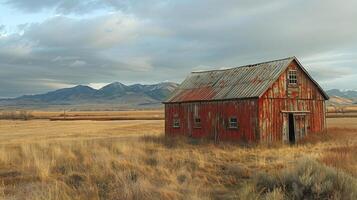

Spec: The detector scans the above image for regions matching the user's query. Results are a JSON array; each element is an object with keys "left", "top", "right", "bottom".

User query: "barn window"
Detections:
[
  {"left": 194, "top": 117, "right": 201, "bottom": 128},
  {"left": 288, "top": 70, "right": 297, "bottom": 85},
  {"left": 173, "top": 118, "right": 180, "bottom": 128},
  {"left": 228, "top": 117, "right": 238, "bottom": 129}
]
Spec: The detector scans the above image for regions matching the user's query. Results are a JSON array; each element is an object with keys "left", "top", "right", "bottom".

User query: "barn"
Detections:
[{"left": 163, "top": 57, "right": 329, "bottom": 143}]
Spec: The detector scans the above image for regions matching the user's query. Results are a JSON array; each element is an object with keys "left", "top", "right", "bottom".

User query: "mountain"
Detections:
[
  {"left": 328, "top": 96, "right": 354, "bottom": 105},
  {"left": 96, "top": 82, "right": 128, "bottom": 98},
  {"left": 326, "top": 89, "right": 357, "bottom": 98},
  {"left": 21, "top": 85, "right": 97, "bottom": 102},
  {"left": 0, "top": 82, "right": 179, "bottom": 110},
  {"left": 2, "top": 85, "right": 355, "bottom": 109},
  {"left": 326, "top": 89, "right": 357, "bottom": 105},
  {"left": 131, "top": 82, "right": 178, "bottom": 100}
]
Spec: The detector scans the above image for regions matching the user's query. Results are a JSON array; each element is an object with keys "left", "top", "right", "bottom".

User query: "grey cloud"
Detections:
[
  {"left": 4, "top": 0, "right": 108, "bottom": 14},
  {"left": 1, "top": 0, "right": 357, "bottom": 97},
  {"left": 24, "top": 14, "right": 141, "bottom": 49},
  {"left": 309, "top": 67, "right": 352, "bottom": 81},
  {"left": 0, "top": 24, "right": 5, "bottom": 36}
]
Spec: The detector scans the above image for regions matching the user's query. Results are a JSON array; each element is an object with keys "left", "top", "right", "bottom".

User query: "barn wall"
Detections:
[
  {"left": 259, "top": 60, "right": 326, "bottom": 142},
  {"left": 165, "top": 99, "right": 259, "bottom": 141},
  {"left": 258, "top": 98, "right": 326, "bottom": 142}
]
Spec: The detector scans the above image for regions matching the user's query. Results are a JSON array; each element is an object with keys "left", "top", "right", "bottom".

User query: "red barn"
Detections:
[{"left": 163, "top": 57, "right": 329, "bottom": 143}]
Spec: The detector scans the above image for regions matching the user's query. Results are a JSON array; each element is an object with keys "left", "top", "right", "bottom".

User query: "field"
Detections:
[
  {"left": 327, "top": 105, "right": 357, "bottom": 118},
  {"left": 0, "top": 112, "right": 356, "bottom": 199},
  {"left": 0, "top": 110, "right": 164, "bottom": 120}
]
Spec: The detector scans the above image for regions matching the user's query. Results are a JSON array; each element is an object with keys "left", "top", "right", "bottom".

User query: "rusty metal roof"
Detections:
[{"left": 165, "top": 57, "right": 329, "bottom": 103}]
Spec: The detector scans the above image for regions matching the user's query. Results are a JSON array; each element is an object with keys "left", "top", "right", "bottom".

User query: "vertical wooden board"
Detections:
[
  {"left": 187, "top": 104, "right": 191, "bottom": 137},
  {"left": 272, "top": 101, "right": 281, "bottom": 141},
  {"left": 258, "top": 98, "right": 263, "bottom": 141},
  {"left": 282, "top": 113, "right": 288, "bottom": 143},
  {"left": 262, "top": 99, "right": 267, "bottom": 142}
]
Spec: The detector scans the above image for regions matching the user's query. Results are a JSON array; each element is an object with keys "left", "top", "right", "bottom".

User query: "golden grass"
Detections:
[
  {"left": 327, "top": 118, "right": 357, "bottom": 129},
  {"left": 327, "top": 105, "right": 357, "bottom": 113},
  {"left": 1, "top": 110, "right": 164, "bottom": 120},
  {"left": 327, "top": 105, "right": 357, "bottom": 118},
  {"left": 0, "top": 115, "right": 356, "bottom": 199},
  {"left": 0, "top": 120, "right": 163, "bottom": 145},
  {"left": 32, "top": 110, "right": 164, "bottom": 120}
]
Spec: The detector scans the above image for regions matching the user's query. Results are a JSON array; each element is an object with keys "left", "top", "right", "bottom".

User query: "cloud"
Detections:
[
  {"left": 4, "top": 0, "right": 107, "bottom": 14},
  {"left": 88, "top": 82, "right": 109, "bottom": 89},
  {"left": 24, "top": 14, "right": 141, "bottom": 49},
  {"left": 69, "top": 60, "right": 87, "bottom": 67},
  {"left": 1, "top": 0, "right": 357, "bottom": 97},
  {"left": 308, "top": 67, "right": 352, "bottom": 81},
  {"left": 35, "top": 79, "right": 76, "bottom": 89},
  {"left": 0, "top": 24, "right": 5, "bottom": 36}
]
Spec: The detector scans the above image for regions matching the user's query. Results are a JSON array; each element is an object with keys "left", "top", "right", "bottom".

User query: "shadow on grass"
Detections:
[{"left": 139, "top": 134, "right": 260, "bottom": 150}]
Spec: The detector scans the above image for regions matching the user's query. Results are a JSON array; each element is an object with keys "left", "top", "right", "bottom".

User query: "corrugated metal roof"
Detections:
[{"left": 165, "top": 57, "right": 328, "bottom": 103}]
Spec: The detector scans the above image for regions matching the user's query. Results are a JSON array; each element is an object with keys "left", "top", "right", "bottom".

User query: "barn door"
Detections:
[
  {"left": 283, "top": 112, "right": 308, "bottom": 143},
  {"left": 288, "top": 113, "right": 296, "bottom": 144},
  {"left": 294, "top": 115, "right": 306, "bottom": 140}
]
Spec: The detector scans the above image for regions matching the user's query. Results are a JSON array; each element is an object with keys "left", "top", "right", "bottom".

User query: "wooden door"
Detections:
[{"left": 294, "top": 115, "right": 306, "bottom": 140}]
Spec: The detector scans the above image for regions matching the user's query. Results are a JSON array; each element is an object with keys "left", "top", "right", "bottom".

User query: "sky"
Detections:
[{"left": 0, "top": 0, "right": 357, "bottom": 98}]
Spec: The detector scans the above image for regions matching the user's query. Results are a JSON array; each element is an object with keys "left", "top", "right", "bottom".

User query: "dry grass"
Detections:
[
  {"left": 1, "top": 110, "right": 164, "bottom": 120},
  {"left": 327, "top": 105, "right": 357, "bottom": 118},
  {"left": 0, "top": 115, "right": 356, "bottom": 199},
  {"left": 238, "top": 158, "right": 357, "bottom": 199},
  {"left": 327, "top": 117, "right": 357, "bottom": 129},
  {"left": 34, "top": 110, "right": 163, "bottom": 120},
  {"left": 327, "top": 105, "right": 357, "bottom": 113},
  {"left": 0, "top": 120, "right": 163, "bottom": 145}
]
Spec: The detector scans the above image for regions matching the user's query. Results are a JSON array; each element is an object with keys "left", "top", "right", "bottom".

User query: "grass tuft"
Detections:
[{"left": 238, "top": 158, "right": 357, "bottom": 200}]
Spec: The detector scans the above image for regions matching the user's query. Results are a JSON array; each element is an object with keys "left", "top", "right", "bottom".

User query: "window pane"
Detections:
[
  {"left": 194, "top": 117, "right": 201, "bottom": 128},
  {"left": 229, "top": 117, "right": 238, "bottom": 129},
  {"left": 173, "top": 118, "right": 180, "bottom": 128},
  {"left": 288, "top": 70, "right": 297, "bottom": 85}
]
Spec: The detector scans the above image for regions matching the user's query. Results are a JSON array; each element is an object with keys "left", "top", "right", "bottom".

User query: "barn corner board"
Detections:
[{"left": 163, "top": 57, "right": 329, "bottom": 143}]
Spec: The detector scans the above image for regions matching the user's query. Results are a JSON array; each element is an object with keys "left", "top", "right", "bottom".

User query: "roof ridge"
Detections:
[{"left": 192, "top": 56, "right": 295, "bottom": 74}]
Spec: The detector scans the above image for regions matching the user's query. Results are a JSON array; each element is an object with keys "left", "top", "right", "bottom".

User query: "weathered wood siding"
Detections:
[
  {"left": 259, "top": 60, "right": 326, "bottom": 142},
  {"left": 165, "top": 99, "right": 259, "bottom": 141}
]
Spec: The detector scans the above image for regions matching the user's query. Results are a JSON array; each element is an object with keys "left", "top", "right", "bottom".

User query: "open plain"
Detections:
[{"left": 0, "top": 111, "right": 356, "bottom": 199}]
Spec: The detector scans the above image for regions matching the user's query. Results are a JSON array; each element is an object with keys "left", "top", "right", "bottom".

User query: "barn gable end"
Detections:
[{"left": 261, "top": 58, "right": 328, "bottom": 100}]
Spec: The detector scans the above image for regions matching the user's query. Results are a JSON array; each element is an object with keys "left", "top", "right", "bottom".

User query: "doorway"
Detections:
[{"left": 288, "top": 113, "right": 295, "bottom": 144}]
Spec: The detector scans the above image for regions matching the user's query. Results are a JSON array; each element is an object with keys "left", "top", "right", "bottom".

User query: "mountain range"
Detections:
[
  {"left": 0, "top": 85, "right": 355, "bottom": 110},
  {"left": 0, "top": 82, "right": 179, "bottom": 110},
  {"left": 326, "top": 89, "right": 357, "bottom": 105}
]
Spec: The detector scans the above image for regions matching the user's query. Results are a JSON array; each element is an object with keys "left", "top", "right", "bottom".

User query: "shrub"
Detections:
[{"left": 238, "top": 159, "right": 357, "bottom": 200}]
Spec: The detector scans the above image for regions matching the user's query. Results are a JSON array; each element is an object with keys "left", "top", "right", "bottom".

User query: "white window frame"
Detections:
[{"left": 288, "top": 70, "right": 298, "bottom": 85}]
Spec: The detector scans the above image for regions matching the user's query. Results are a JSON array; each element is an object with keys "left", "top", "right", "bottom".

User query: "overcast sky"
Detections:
[{"left": 0, "top": 0, "right": 357, "bottom": 97}]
